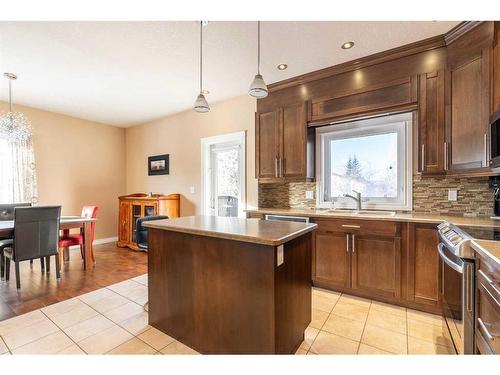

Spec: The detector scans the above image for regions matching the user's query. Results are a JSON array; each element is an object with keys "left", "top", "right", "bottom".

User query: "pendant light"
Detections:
[
  {"left": 0, "top": 73, "right": 32, "bottom": 142},
  {"left": 248, "top": 21, "right": 268, "bottom": 98},
  {"left": 193, "top": 21, "right": 210, "bottom": 113}
]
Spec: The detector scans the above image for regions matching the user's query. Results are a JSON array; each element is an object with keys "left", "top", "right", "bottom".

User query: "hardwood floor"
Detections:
[{"left": 0, "top": 243, "right": 147, "bottom": 321}]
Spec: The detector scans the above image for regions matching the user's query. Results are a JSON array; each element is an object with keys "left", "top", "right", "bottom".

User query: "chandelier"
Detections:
[{"left": 0, "top": 73, "right": 33, "bottom": 142}]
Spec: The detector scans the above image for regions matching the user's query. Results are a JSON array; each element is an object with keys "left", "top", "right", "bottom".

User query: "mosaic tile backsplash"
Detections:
[{"left": 258, "top": 175, "right": 494, "bottom": 217}]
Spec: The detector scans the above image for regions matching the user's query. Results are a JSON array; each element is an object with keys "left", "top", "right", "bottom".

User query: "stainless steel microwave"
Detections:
[{"left": 490, "top": 110, "right": 500, "bottom": 168}]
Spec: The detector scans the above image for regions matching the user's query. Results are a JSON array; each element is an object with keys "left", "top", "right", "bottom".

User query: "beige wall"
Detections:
[
  {"left": 0, "top": 101, "right": 126, "bottom": 239},
  {"left": 125, "top": 95, "right": 258, "bottom": 216}
]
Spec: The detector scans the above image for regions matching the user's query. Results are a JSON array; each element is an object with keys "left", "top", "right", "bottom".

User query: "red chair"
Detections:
[{"left": 58, "top": 206, "right": 99, "bottom": 268}]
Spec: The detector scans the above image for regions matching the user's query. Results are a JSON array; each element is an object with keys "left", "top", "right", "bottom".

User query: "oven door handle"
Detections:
[{"left": 437, "top": 243, "right": 464, "bottom": 274}]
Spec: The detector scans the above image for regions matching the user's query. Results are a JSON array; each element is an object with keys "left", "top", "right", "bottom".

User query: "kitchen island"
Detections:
[{"left": 144, "top": 215, "right": 317, "bottom": 354}]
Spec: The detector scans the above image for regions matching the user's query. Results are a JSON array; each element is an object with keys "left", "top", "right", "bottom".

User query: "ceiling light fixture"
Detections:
[
  {"left": 193, "top": 21, "right": 210, "bottom": 113},
  {"left": 277, "top": 64, "right": 288, "bottom": 71},
  {"left": 248, "top": 21, "right": 268, "bottom": 98},
  {"left": 0, "top": 73, "right": 32, "bottom": 142},
  {"left": 341, "top": 41, "right": 355, "bottom": 50}
]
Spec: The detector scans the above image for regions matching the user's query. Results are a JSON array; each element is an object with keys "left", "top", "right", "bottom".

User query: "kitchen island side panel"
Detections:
[
  {"left": 275, "top": 232, "right": 313, "bottom": 354},
  {"left": 147, "top": 228, "right": 277, "bottom": 354}
]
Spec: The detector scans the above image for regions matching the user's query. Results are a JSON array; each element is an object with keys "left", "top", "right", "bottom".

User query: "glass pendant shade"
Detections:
[
  {"left": 193, "top": 93, "right": 210, "bottom": 113},
  {"left": 0, "top": 73, "right": 33, "bottom": 142},
  {"left": 248, "top": 73, "right": 268, "bottom": 98},
  {"left": 0, "top": 111, "right": 32, "bottom": 142}
]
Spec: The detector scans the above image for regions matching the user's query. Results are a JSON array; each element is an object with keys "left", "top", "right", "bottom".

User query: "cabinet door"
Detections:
[
  {"left": 351, "top": 234, "right": 401, "bottom": 300},
  {"left": 419, "top": 71, "right": 446, "bottom": 174},
  {"left": 118, "top": 201, "right": 130, "bottom": 243},
  {"left": 281, "top": 103, "right": 307, "bottom": 178},
  {"left": 312, "top": 230, "right": 351, "bottom": 290},
  {"left": 447, "top": 50, "right": 491, "bottom": 172},
  {"left": 255, "top": 110, "right": 280, "bottom": 179},
  {"left": 407, "top": 224, "right": 441, "bottom": 309}
]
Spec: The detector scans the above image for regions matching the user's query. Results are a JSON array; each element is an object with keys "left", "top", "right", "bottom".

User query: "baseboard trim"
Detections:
[
  {"left": 93, "top": 236, "right": 118, "bottom": 245},
  {"left": 66, "top": 236, "right": 118, "bottom": 250}
]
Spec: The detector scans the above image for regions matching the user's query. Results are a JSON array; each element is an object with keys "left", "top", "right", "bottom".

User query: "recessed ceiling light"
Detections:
[
  {"left": 277, "top": 63, "right": 288, "bottom": 71},
  {"left": 201, "top": 89, "right": 210, "bottom": 95},
  {"left": 341, "top": 41, "right": 355, "bottom": 50}
]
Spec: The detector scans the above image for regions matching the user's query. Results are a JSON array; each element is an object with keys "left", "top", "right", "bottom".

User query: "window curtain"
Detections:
[{"left": 0, "top": 134, "right": 38, "bottom": 204}]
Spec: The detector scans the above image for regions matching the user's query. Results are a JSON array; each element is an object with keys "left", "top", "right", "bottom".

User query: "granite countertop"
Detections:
[
  {"left": 246, "top": 208, "right": 500, "bottom": 228},
  {"left": 471, "top": 239, "right": 500, "bottom": 266},
  {"left": 143, "top": 215, "right": 317, "bottom": 246}
]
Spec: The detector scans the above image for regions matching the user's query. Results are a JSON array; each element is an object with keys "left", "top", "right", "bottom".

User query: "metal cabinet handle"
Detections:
[
  {"left": 352, "top": 234, "right": 355, "bottom": 253},
  {"left": 275, "top": 157, "right": 279, "bottom": 178},
  {"left": 279, "top": 158, "right": 283, "bottom": 177},
  {"left": 467, "top": 265, "right": 473, "bottom": 312},
  {"left": 444, "top": 142, "right": 448, "bottom": 171},
  {"left": 342, "top": 224, "right": 361, "bottom": 229},
  {"left": 478, "top": 269, "right": 500, "bottom": 302},
  {"left": 421, "top": 144, "right": 425, "bottom": 172},
  {"left": 346, "top": 234, "right": 349, "bottom": 253},
  {"left": 484, "top": 133, "right": 488, "bottom": 167},
  {"left": 478, "top": 318, "right": 497, "bottom": 341}
]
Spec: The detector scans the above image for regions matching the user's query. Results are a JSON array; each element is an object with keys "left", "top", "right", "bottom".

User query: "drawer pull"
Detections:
[
  {"left": 478, "top": 270, "right": 500, "bottom": 303},
  {"left": 341, "top": 224, "right": 361, "bottom": 229},
  {"left": 478, "top": 318, "right": 498, "bottom": 341},
  {"left": 480, "top": 282, "right": 500, "bottom": 308},
  {"left": 346, "top": 234, "right": 349, "bottom": 253}
]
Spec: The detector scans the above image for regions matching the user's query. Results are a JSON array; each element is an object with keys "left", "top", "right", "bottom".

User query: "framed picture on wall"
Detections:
[{"left": 148, "top": 154, "right": 169, "bottom": 176}]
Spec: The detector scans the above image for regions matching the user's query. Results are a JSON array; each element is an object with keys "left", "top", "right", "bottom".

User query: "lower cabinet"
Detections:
[
  {"left": 406, "top": 223, "right": 442, "bottom": 313},
  {"left": 351, "top": 233, "right": 402, "bottom": 300},
  {"left": 313, "top": 229, "right": 350, "bottom": 290},
  {"left": 312, "top": 218, "right": 402, "bottom": 304},
  {"left": 312, "top": 218, "right": 441, "bottom": 313}
]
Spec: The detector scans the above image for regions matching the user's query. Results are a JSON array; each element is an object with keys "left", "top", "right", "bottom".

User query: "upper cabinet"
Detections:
[
  {"left": 311, "top": 77, "right": 418, "bottom": 124},
  {"left": 418, "top": 70, "right": 446, "bottom": 175},
  {"left": 445, "top": 22, "right": 496, "bottom": 174},
  {"left": 255, "top": 102, "right": 314, "bottom": 182}
]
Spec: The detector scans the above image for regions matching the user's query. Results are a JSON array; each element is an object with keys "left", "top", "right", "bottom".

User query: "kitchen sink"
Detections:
[{"left": 325, "top": 209, "right": 396, "bottom": 216}]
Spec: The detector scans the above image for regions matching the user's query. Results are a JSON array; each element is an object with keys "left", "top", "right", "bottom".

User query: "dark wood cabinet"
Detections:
[
  {"left": 406, "top": 224, "right": 442, "bottom": 313},
  {"left": 418, "top": 70, "right": 446, "bottom": 174},
  {"left": 255, "top": 102, "right": 313, "bottom": 182},
  {"left": 445, "top": 22, "right": 495, "bottom": 173},
  {"left": 313, "top": 228, "right": 350, "bottom": 290},
  {"left": 255, "top": 110, "right": 280, "bottom": 179},
  {"left": 351, "top": 233, "right": 401, "bottom": 299},
  {"left": 312, "top": 218, "right": 402, "bottom": 304}
]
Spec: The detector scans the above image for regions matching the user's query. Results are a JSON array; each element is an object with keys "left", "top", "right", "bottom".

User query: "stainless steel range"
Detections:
[{"left": 437, "top": 222, "right": 476, "bottom": 354}]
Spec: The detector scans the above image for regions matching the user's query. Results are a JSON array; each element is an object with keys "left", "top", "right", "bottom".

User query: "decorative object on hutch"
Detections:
[
  {"left": 148, "top": 154, "right": 169, "bottom": 176},
  {"left": 117, "top": 193, "right": 180, "bottom": 251}
]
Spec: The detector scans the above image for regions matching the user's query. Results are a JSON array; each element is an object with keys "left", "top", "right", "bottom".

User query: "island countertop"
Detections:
[{"left": 143, "top": 215, "right": 317, "bottom": 246}]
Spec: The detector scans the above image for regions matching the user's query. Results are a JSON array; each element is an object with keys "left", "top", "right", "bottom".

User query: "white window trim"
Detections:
[
  {"left": 315, "top": 113, "right": 413, "bottom": 211},
  {"left": 200, "top": 131, "right": 246, "bottom": 218}
]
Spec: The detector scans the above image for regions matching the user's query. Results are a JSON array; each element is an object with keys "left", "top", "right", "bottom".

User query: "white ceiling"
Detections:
[{"left": 0, "top": 21, "right": 460, "bottom": 127}]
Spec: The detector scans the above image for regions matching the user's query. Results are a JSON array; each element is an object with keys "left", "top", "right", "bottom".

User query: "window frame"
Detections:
[{"left": 316, "top": 112, "right": 413, "bottom": 211}]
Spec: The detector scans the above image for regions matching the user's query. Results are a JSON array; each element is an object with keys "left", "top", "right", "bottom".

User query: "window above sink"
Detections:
[{"left": 316, "top": 112, "right": 413, "bottom": 211}]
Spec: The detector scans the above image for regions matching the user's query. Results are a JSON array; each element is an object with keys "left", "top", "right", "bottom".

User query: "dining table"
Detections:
[{"left": 0, "top": 216, "right": 97, "bottom": 270}]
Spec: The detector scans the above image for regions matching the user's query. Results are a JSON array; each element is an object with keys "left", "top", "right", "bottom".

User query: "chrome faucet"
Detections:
[{"left": 343, "top": 190, "right": 362, "bottom": 211}]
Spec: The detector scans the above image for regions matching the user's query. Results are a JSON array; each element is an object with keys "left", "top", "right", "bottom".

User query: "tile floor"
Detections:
[{"left": 0, "top": 274, "right": 455, "bottom": 355}]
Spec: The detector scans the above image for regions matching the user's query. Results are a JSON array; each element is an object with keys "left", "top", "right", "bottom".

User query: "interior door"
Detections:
[
  {"left": 351, "top": 233, "right": 401, "bottom": 300},
  {"left": 313, "top": 229, "right": 351, "bottom": 290},
  {"left": 256, "top": 110, "right": 280, "bottom": 179},
  {"left": 208, "top": 141, "right": 242, "bottom": 218}
]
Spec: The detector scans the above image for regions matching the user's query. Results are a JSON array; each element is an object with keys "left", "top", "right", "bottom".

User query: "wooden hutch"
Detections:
[{"left": 117, "top": 193, "right": 180, "bottom": 251}]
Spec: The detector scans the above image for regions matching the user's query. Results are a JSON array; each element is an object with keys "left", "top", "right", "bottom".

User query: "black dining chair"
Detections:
[
  {"left": 3, "top": 206, "right": 61, "bottom": 289},
  {"left": 135, "top": 215, "right": 169, "bottom": 251},
  {"left": 0, "top": 203, "right": 32, "bottom": 280}
]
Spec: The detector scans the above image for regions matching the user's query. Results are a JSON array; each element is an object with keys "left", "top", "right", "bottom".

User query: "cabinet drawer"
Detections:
[
  {"left": 313, "top": 218, "right": 399, "bottom": 237},
  {"left": 477, "top": 269, "right": 500, "bottom": 354}
]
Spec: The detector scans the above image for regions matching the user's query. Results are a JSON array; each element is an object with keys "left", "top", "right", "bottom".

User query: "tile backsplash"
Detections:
[{"left": 258, "top": 175, "right": 494, "bottom": 217}]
